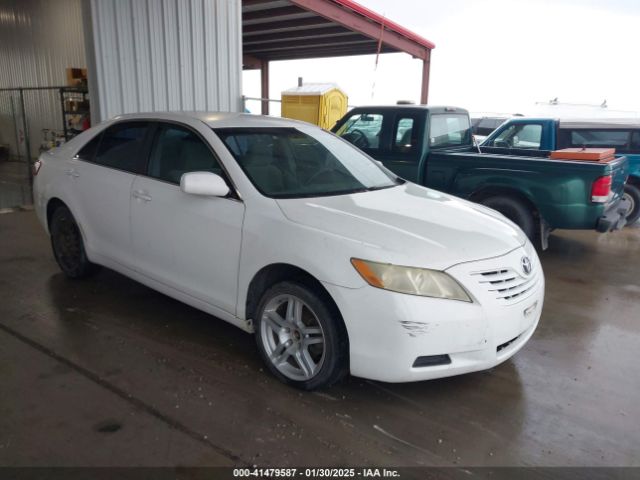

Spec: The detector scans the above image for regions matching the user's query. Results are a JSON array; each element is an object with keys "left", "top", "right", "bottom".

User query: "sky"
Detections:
[{"left": 242, "top": 0, "right": 640, "bottom": 117}]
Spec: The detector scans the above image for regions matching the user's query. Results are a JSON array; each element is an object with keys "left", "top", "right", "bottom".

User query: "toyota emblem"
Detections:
[{"left": 521, "top": 256, "right": 532, "bottom": 275}]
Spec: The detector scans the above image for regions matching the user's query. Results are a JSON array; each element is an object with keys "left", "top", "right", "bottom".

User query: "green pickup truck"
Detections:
[{"left": 332, "top": 106, "right": 630, "bottom": 248}]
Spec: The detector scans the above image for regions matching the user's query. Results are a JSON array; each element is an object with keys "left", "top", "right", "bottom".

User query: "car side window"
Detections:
[
  {"left": 335, "top": 113, "right": 383, "bottom": 151},
  {"left": 393, "top": 117, "right": 418, "bottom": 154},
  {"left": 569, "top": 130, "right": 630, "bottom": 151},
  {"left": 490, "top": 124, "right": 542, "bottom": 149},
  {"left": 148, "top": 124, "right": 223, "bottom": 184},
  {"left": 631, "top": 131, "right": 640, "bottom": 151},
  {"left": 75, "top": 134, "right": 102, "bottom": 162},
  {"left": 94, "top": 122, "right": 149, "bottom": 173}
]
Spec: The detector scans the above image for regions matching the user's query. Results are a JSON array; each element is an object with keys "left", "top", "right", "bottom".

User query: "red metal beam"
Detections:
[
  {"left": 420, "top": 52, "right": 431, "bottom": 104},
  {"left": 332, "top": 0, "right": 435, "bottom": 50},
  {"left": 289, "top": 0, "right": 430, "bottom": 60}
]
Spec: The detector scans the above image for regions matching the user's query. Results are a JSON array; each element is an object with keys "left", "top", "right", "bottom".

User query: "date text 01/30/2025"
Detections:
[{"left": 232, "top": 468, "right": 400, "bottom": 478}]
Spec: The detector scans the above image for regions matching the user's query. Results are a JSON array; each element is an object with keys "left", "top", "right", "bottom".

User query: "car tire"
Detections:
[
  {"left": 623, "top": 183, "right": 640, "bottom": 225},
  {"left": 254, "top": 281, "right": 348, "bottom": 390},
  {"left": 480, "top": 196, "right": 536, "bottom": 241},
  {"left": 50, "top": 205, "right": 98, "bottom": 278}
]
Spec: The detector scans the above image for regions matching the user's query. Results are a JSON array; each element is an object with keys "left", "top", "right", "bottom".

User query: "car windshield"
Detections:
[{"left": 214, "top": 127, "right": 401, "bottom": 199}]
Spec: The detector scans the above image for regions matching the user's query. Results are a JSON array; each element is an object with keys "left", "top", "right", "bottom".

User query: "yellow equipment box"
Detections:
[{"left": 281, "top": 83, "right": 348, "bottom": 130}]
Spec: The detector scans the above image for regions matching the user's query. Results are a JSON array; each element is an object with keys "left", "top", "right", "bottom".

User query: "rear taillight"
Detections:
[
  {"left": 32, "top": 160, "right": 42, "bottom": 176},
  {"left": 591, "top": 175, "right": 611, "bottom": 203}
]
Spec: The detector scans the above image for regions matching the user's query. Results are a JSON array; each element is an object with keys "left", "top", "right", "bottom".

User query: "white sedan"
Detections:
[{"left": 33, "top": 112, "right": 544, "bottom": 390}]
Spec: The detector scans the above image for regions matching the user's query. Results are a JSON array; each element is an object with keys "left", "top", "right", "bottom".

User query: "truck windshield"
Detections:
[
  {"left": 214, "top": 127, "right": 401, "bottom": 199},
  {"left": 429, "top": 113, "right": 472, "bottom": 148}
]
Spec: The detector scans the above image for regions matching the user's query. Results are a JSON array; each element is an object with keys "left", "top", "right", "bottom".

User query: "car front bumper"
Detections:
[{"left": 323, "top": 244, "right": 544, "bottom": 383}]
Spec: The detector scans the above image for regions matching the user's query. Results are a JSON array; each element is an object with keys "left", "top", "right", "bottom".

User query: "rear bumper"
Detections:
[{"left": 596, "top": 197, "right": 630, "bottom": 232}]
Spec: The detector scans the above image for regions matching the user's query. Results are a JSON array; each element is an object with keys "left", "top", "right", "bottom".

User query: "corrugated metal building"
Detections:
[
  {"left": 0, "top": 0, "right": 86, "bottom": 159},
  {"left": 84, "top": 0, "right": 242, "bottom": 121},
  {"left": 0, "top": 0, "right": 243, "bottom": 161}
]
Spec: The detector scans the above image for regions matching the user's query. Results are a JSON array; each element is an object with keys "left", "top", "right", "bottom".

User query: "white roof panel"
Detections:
[{"left": 282, "top": 83, "right": 341, "bottom": 96}]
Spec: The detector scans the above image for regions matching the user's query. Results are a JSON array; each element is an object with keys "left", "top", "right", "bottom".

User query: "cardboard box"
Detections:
[{"left": 66, "top": 67, "right": 87, "bottom": 87}]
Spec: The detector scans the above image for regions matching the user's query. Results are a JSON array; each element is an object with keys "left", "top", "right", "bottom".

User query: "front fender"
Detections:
[{"left": 236, "top": 209, "right": 369, "bottom": 320}]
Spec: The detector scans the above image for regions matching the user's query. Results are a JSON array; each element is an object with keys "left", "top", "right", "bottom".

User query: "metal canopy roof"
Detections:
[
  {"left": 241, "top": 0, "right": 435, "bottom": 111},
  {"left": 242, "top": 0, "right": 435, "bottom": 63}
]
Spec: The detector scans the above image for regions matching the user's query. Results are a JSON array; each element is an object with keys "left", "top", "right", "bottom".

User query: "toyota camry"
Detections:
[{"left": 33, "top": 112, "right": 544, "bottom": 390}]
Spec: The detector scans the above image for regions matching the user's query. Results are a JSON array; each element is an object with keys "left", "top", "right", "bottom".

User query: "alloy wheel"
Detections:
[{"left": 260, "top": 294, "right": 325, "bottom": 381}]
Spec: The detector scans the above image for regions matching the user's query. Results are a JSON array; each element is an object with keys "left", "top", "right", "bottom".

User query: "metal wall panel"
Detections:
[
  {"left": 86, "top": 0, "right": 242, "bottom": 121},
  {"left": 0, "top": 0, "right": 86, "bottom": 159},
  {"left": 0, "top": 0, "right": 86, "bottom": 89}
]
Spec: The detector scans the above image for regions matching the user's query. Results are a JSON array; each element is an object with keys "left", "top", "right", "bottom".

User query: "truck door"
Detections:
[{"left": 374, "top": 113, "right": 424, "bottom": 182}]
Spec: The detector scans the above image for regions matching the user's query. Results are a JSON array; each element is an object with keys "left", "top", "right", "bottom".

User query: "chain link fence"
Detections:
[{"left": 0, "top": 86, "right": 88, "bottom": 209}]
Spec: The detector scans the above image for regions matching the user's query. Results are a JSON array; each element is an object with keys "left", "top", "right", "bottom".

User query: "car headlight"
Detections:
[{"left": 351, "top": 258, "right": 472, "bottom": 302}]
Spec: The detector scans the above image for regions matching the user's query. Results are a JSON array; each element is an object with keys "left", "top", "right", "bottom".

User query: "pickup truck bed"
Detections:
[
  {"left": 481, "top": 117, "right": 640, "bottom": 224},
  {"left": 427, "top": 148, "right": 628, "bottom": 230}
]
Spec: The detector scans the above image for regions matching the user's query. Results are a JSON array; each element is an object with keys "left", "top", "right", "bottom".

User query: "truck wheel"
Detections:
[
  {"left": 623, "top": 183, "right": 640, "bottom": 225},
  {"left": 480, "top": 196, "right": 536, "bottom": 241},
  {"left": 254, "top": 281, "right": 348, "bottom": 390},
  {"left": 50, "top": 205, "right": 98, "bottom": 278}
]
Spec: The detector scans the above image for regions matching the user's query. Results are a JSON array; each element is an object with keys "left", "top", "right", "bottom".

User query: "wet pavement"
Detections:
[{"left": 0, "top": 211, "right": 638, "bottom": 467}]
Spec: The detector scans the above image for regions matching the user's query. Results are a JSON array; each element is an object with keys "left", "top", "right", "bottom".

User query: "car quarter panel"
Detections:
[{"left": 428, "top": 150, "right": 624, "bottom": 229}]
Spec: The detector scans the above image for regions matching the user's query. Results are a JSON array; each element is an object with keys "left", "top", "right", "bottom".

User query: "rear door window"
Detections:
[
  {"left": 393, "top": 116, "right": 420, "bottom": 156},
  {"left": 94, "top": 122, "right": 150, "bottom": 173},
  {"left": 75, "top": 134, "right": 102, "bottom": 162}
]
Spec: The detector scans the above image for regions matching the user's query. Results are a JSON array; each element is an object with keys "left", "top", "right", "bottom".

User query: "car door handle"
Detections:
[
  {"left": 65, "top": 169, "right": 79, "bottom": 178},
  {"left": 132, "top": 190, "right": 152, "bottom": 202}
]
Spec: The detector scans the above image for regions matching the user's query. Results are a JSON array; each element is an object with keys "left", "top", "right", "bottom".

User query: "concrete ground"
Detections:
[
  {"left": 0, "top": 210, "right": 638, "bottom": 467},
  {"left": 0, "top": 160, "right": 31, "bottom": 210}
]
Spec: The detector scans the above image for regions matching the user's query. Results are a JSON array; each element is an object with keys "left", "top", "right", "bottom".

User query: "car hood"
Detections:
[{"left": 276, "top": 183, "right": 526, "bottom": 270}]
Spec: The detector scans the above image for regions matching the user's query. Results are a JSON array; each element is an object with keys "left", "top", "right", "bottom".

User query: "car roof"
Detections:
[
  {"left": 110, "top": 111, "right": 315, "bottom": 129},
  {"left": 346, "top": 105, "right": 468, "bottom": 114},
  {"left": 559, "top": 118, "right": 640, "bottom": 129}
]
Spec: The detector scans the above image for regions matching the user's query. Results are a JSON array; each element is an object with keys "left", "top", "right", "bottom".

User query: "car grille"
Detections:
[{"left": 471, "top": 263, "right": 540, "bottom": 304}]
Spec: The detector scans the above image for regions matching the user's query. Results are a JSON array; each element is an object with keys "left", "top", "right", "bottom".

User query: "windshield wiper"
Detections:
[{"left": 366, "top": 184, "right": 398, "bottom": 192}]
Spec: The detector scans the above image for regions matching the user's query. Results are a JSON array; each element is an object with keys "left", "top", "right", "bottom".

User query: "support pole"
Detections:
[
  {"left": 60, "top": 88, "right": 69, "bottom": 141},
  {"left": 19, "top": 89, "right": 33, "bottom": 185},
  {"left": 261, "top": 60, "right": 270, "bottom": 115},
  {"left": 420, "top": 53, "right": 431, "bottom": 105},
  {"left": 9, "top": 96, "right": 21, "bottom": 162}
]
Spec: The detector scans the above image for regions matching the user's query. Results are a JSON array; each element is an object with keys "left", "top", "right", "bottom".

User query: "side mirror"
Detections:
[{"left": 180, "top": 172, "right": 230, "bottom": 197}]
